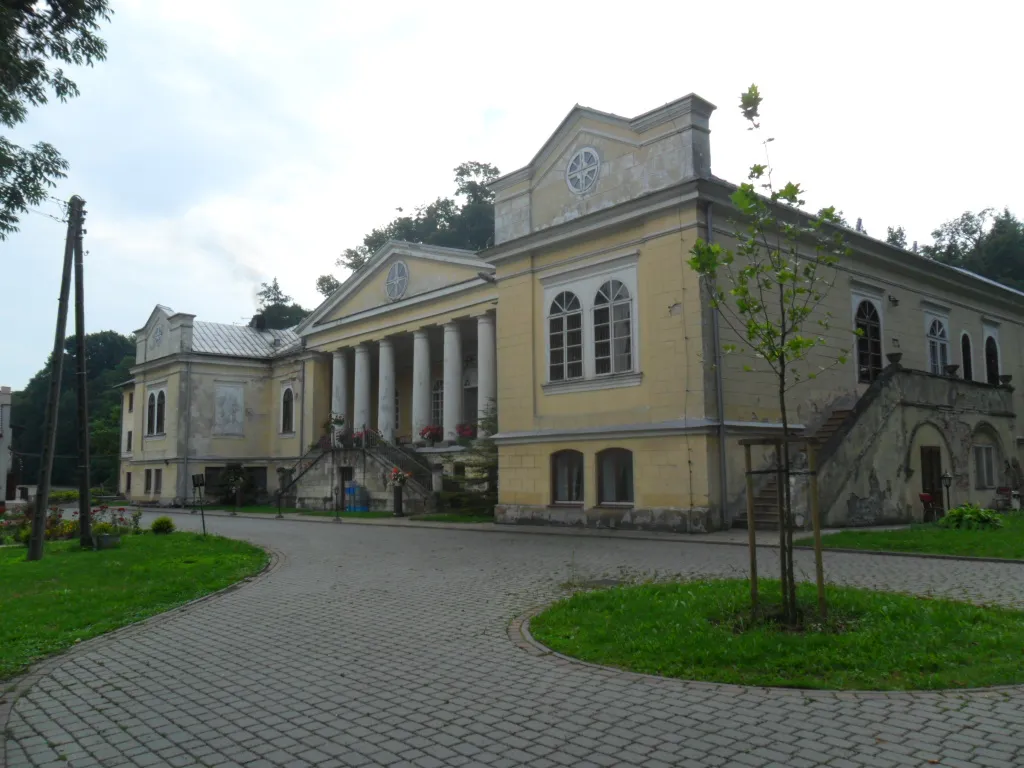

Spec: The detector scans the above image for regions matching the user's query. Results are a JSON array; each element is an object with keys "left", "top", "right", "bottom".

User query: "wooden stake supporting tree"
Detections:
[{"left": 689, "top": 85, "right": 851, "bottom": 625}]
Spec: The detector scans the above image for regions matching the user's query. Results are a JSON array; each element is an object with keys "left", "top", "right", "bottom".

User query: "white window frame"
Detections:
[
  {"left": 280, "top": 385, "right": 295, "bottom": 434},
  {"left": 154, "top": 468, "right": 163, "bottom": 495},
  {"left": 974, "top": 444, "right": 996, "bottom": 489},
  {"left": 145, "top": 383, "right": 168, "bottom": 436},
  {"left": 924, "top": 313, "right": 950, "bottom": 375},
  {"left": 431, "top": 380, "right": 444, "bottom": 427},
  {"left": 851, "top": 289, "right": 884, "bottom": 385},
  {"left": 540, "top": 252, "right": 641, "bottom": 394},
  {"left": 983, "top": 321, "right": 1001, "bottom": 384},
  {"left": 547, "top": 291, "right": 584, "bottom": 383}
]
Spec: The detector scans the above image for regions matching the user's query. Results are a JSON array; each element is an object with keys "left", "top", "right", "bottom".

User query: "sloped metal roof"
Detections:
[{"left": 191, "top": 321, "right": 300, "bottom": 359}]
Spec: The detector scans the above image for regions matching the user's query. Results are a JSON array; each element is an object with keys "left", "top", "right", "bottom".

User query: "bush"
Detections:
[
  {"left": 939, "top": 503, "right": 1003, "bottom": 530},
  {"left": 92, "top": 522, "right": 114, "bottom": 535},
  {"left": 151, "top": 516, "right": 175, "bottom": 535}
]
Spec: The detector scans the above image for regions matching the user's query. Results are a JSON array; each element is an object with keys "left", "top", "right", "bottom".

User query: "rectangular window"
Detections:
[
  {"left": 128, "top": 392, "right": 134, "bottom": 412},
  {"left": 431, "top": 380, "right": 444, "bottom": 426},
  {"left": 144, "top": 469, "right": 152, "bottom": 493},
  {"left": 154, "top": 468, "right": 163, "bottom": 494},
  {"left": 126, "top": 430, "right": 133, "bottom": 452},
  {"left": 125, "top": 472, "right": 132, "bottom": 494},
  {"left": 551, "top": 451, "right": 584, "bottom": 504},
  {"left": 974, "top": 445, "right": 995, "bottom": 489}
]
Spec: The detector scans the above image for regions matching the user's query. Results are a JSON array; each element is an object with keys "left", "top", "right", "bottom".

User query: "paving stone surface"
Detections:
[{"left": 5, "top": 513, "right": 1024, "bottom": 768}]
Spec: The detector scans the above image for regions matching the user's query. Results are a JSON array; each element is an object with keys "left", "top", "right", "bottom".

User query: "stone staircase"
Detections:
[{"left": 735, "top": 408, "right": 852, "bottom": 530}]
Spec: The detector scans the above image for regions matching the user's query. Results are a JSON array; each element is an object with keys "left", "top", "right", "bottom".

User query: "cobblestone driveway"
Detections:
[{"left": 6, "top": 514, "right": 1024, "bottom": 768}]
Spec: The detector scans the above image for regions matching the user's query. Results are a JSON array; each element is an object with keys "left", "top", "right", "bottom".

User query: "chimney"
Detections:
[{"left": 250, "top": 314, "right": 267, "bottom": 331}]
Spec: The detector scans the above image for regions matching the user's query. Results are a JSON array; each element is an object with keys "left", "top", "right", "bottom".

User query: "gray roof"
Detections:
[{"left": 191, "top": 321, "right": 300, "bottom": 359}]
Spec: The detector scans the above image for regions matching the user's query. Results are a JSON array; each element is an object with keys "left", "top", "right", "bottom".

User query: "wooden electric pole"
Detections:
[
  {"left": 74, "top": 201, "right": 92, "bottom": 548},
  {"left": 28, "top": 196, "right": 84, "bottom": 561}
]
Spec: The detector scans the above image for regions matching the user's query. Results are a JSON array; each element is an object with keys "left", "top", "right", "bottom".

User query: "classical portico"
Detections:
[{"left": 326, "top": 312, "right": 497, "bottom": 445}]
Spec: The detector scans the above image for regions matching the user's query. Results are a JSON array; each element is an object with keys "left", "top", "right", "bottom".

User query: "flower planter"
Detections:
[
  {"left": 393, "top": 486, "right": 404, "bottom": 517},
  {"left": 95, "top": 533, "right": 121, "bottom": 550},
  {"left": 886, "top": 352, "right": 903, "bottom": 366}
]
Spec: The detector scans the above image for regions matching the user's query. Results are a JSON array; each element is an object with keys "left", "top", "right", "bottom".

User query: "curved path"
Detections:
[{"left": 6, "top": 514, "right": 1024, "bottom": 768}]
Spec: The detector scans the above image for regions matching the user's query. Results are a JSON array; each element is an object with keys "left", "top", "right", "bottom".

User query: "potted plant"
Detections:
[
  {"left": 387, "top": 467, "right": 412, "bottom": 516},
  {"left": 419, "top": 425, "right": 443, "bottom": 447},
  {"left": 456, "top": 423, "right": 476, "bottom": 446}
]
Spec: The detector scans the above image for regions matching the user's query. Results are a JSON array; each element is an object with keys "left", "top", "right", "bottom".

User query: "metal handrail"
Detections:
[{"left": 362, "top": 431, "right": 432, "bottom": 491}]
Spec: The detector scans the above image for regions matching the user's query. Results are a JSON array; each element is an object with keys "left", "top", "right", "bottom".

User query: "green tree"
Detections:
[
  {"left": 921, "top": 208, "right": 994, "bottom": 266},
  {"left": 317, "top": 161, "right": 500, "bottom": 290},
  {"left": 443, "top": 404, "right": 498, "bottom": 517},
  {"left": 256, "top": 277, "right": 309, "bottom": 329},
  {"left": 11, "top": 330, "right": 134, "bottom": 489},
  {"left": 1, "top": 0, "right": 112, "bottom": 238},
  {"left": 886, "top": 226, "right": 907, "bottom": 249},
  {"left": 688, "top": 85, "right": 850, "bottom": 626}
]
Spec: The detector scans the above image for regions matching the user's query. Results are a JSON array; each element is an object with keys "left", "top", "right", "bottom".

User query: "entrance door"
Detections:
[{"left": 920, "top": 446, "right": 943, "bottom": 520}]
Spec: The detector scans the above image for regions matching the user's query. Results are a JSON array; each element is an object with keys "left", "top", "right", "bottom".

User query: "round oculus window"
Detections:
[
  {"left": 385, "top": 261, "right": 409, "bottom": 300},
  {"left": 566, "top": 147, "right": 600, "bottom": 194}
]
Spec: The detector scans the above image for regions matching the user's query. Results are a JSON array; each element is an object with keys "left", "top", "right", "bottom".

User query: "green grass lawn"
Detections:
[
  {"left": 795, "top": 515, "right": 1024, "bottom": 559},
  {"left": 529, "top": 579, "right": 1024, "bottom": 690},
  {"left": 414, "top": 513, "right": 494, "bottom": 523},
  {"left": 0, "top": 533, "right": 266, "bottom": 681}
]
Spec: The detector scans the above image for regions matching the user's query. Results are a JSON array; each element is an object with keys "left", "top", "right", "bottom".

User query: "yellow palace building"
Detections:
[{"left": 120, "top": 92, "right": 1024, "bottom": 531}]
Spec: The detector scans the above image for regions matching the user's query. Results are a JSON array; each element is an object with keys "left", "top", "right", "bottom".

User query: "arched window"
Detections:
[
  {"left": 156, "top": 391, "right": 166, "bottom": 434},
  {"left": 985, "top": 336, "right": 1000, "bottom": 384},
  {"left": 594, "top": 280, "right": 632, "bottom": 375},
  {"left": 147, "top": 392, "right": 156, "bottom": 435},
  {"left": 597, "top": 448, "right": 634, "bottom": 505},
  {"left": 926, "top": 318, "right": 949, "bottom": 375},
  {"left": 431, "top": 380, "right": 444, "bottom": 426},
  {"left": 281, "top": 388, "right": 294, "bottom": 433},
  {"left": 551, "top": 450, "right": 584, "bottom": 504},
  {"left": 961, "top": 333, "right": 973, "bottom": 381},
  {"left": 854, "top": 300, "right": 882, "bottom": 383},
  {"left": 548, "top": 291, "right": 583, "bottom": 382}
]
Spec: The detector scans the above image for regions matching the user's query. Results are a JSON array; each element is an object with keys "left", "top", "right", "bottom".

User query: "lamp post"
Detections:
[{"left": 941, "top": 471, "right": 953, "bottom": 515}]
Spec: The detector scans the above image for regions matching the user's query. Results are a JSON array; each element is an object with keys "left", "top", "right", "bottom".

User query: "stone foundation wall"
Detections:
[{"left": 495, "top": 504, "right": 712, "bottom": 533}]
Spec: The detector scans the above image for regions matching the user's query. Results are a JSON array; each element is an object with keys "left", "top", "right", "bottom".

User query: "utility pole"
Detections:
[
  {"left": 28, "top": 196, "right": 84, "bottom": 561},
  {"left": 74, "top": 200, "right": 92, "bottom": 548}
]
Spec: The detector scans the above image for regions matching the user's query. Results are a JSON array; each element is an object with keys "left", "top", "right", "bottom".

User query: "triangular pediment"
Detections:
[
  {"left": 135, "top": 305, "right": 173, "bottom": 335},
  {"left": 298, "top": 241, "right": 493, "bottom": 332}
]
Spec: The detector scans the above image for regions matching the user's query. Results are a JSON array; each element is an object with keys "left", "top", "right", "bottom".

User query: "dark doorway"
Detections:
[
  {"left": 985, "top": 336, "right": 1000, "bottom": 384},
  {"left": 961, "top": 334, "right": 973, "bottom": 381},
  {"left": 920, "top": 446, "right": 944, "bottom": 520}
]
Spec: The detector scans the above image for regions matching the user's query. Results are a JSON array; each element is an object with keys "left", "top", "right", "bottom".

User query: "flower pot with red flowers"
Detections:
[
  {"left": 418, "top": 424, "right": 443, "bottom": 447},
  {"left": 455, "top": 423, "right": 476, "bottom": 446},
  {"left": 387, "top": 467, "right": 413, "bottom": 516}
]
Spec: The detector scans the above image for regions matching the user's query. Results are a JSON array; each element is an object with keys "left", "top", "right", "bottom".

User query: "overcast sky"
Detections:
[{"left": 4, "top": 0, "right": 1021, "bottom": 389}]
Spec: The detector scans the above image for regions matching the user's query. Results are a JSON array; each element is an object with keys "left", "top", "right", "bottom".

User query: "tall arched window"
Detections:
[
  {"left": 156, "top": 391, "right": 166, "bottom": 434},
  {"left": 961, "top": 333, "right": 973, "bottom": 381},
  {"left": 551, "top": 450, "right": 584, "bottom": 504},
  {"left": 594, "top": 280, "right": 632, "bottom": 375},
  {"left": 147, "top": 393, "right": 156, "bottom": 435},
  {"left": 985, "top": 336, "right": 1000, "bottom": 384},
  {"left": 927, "top": 318, "right": 949, "bottom": 375},
  {"left": 855, "top": 300, "right": 882, "bottom": 383},
  {"left": 548, "top": 291, "right": 583, "bottom": 382},
  {"left": 281, "top": 388, "right": 294, "bottom": 433},
  {"left": 597, "top": 448, "right": 634, "bottom": 505},
  {"left": 431, "top": 380, "right": 444, "bottom": 426}
]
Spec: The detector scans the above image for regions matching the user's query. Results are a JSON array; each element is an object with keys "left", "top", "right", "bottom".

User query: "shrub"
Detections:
[
  {"left": 92, "top": 522, "right": 114, "bottom": 535},
  {"left": 939, "top": 503, "right": 1003, "bottom": 530},
  {"left": 130, "top": 509, "right": 143, "bottom": 534},
  {"left": 151, "top": 516, "right": 175, "bottom": 535}
]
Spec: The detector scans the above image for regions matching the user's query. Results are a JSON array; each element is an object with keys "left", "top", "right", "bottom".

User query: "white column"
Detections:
[
  {"left": 377, "top": 338, "right": 396, "bottom": 443},
  {"left": 477, "top": 314, "right": 496, "bottom": 430},
  {"left": 412, "top": 329, "right": 431, "bottom": 442},
  {"left": 331, "top": 349, "right": 349, "bottom": 434},
  {"left": 442, "top": 321, "right": 463, "bottom": 442},
  {"left": 353, "top": 344, "right": 371, "bottom": 434}
]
